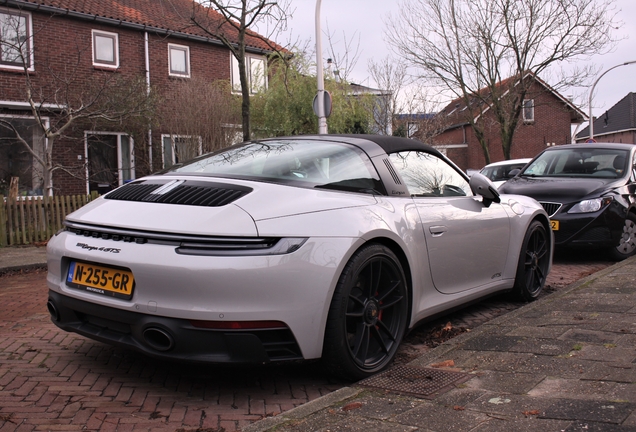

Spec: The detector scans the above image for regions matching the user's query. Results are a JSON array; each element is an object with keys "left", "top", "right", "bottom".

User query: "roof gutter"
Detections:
[{"left": 1, "top": 0, "right": 271, "bottom": 55}]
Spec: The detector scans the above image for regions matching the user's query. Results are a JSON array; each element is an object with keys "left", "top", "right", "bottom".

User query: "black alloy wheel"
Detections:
[
  {"left": 322, "top": 244, "right": 409, "bottom": 380},
  {"left": 513, "top": 220, "right": 550, "bottom": 302}
]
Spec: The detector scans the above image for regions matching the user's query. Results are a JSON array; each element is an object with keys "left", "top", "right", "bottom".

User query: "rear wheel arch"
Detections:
[
  {"left": 366, "top": 237, "right": 413, "bottom": 315},
  {"left": 321, "top": 238, "right": 412, "bottom": 379},
  {"left": 334, "top": 237, "right": 414, "bottom": 324}
]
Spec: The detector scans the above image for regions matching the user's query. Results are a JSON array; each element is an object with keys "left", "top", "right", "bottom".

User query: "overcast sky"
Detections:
[{"left": 281, "top": 0, "right": 636, "bottom": 121}]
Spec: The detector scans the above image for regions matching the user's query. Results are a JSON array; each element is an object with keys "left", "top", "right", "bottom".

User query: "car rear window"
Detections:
[{"left": 167, "top": 139, "right": 384, "bottom": 194}]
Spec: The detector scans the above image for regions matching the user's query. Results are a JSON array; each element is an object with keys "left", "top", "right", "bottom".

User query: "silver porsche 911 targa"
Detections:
[{"left": 47, "top": 135, "right": 552, "bottom": 379}]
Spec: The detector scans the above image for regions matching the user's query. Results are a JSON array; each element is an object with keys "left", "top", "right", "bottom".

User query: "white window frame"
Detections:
[
  {"left": 84, "top": 131, "right": 135, "bottom": 194},
  {"left": 168, "top": 43, "right": 190, "bottom": 78},
  {"left": 231, "top": 53, "right": 267, "bottom": 94},
  {"left": 91, "top": 29, "right": 119, "bottom": 68},
  {"left": 0, "top": 8, "right": 34, "bottom": 71},
  {"left": 161, "top": 134, "right": 202, "bottom": 168},
  {"left": 522, "top": 99, "right": 535, "bottom": 123}
]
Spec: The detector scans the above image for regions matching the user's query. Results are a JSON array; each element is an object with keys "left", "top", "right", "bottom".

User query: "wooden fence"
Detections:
[{"left": 0, "top": 193, "right": 98, "bottom": 247}]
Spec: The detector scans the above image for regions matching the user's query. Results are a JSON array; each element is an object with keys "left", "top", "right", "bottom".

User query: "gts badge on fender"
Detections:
[{"left": 76, "top": 243, "right": 121, "bottom": 254}]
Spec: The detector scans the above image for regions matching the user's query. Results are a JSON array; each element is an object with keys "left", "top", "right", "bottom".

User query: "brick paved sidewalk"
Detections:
[
  {"left": 247, "top": 256, "right": 636, "bottom": 432},
  {"left": 0, "top": 247, "right": 613, "bottom": 431},
  {"left": 0, "top": 270, "right": 346, "bottom": 431}
]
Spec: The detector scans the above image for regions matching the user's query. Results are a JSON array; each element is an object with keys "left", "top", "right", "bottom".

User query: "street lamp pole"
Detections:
[
  {"left": 588, "top": 60, "right": 636, "bottom": 140},
  {"left": 315, "top": 0, "right": 327, "bottom": 134}
]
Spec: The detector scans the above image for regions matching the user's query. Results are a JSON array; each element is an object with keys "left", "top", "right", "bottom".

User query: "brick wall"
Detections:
[
  {"left": 432, "top": 81, "right": 578, "bottom": 172},
  {"left": 1, "top": 6, "right": 237, "bottom": 194}
]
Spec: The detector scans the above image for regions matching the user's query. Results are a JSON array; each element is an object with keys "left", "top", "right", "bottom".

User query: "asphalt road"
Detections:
[{"left": 0, "top": 251, "right": 612, "bottom": 431}]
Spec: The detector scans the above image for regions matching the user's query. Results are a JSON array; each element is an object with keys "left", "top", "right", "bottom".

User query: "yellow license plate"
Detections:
[
  {"left": 67, "top": 261, "right": 135, "bottom": 300},
  {"left": 550, "top": 220, "right": 559, "bottom": 231}
]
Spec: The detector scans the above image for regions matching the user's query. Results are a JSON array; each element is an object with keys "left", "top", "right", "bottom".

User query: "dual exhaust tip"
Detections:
[{"left": 47, "top": 300, "right": 174, "bottom": 352}]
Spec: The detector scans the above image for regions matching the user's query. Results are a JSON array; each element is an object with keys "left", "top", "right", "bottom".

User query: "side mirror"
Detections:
[
  {"left": 469, "top": 172, "right": 501, "bottom": 207},
  {"left": 508, "top": 168, "right": 521, "bottom": 178}
]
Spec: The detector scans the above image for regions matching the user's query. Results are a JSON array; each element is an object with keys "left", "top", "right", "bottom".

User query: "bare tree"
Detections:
[
  {"left": 368, "top": 55, "right": 446, "bottom": 136},
  {"left": 189, "top": 0, "right": 292, "bottom": 142},
  {"left": 386, "top": 0, "right": 619, "bottom": 162},
  {"left": 162, "top": 77, "right": 241, "bottom": 161},
  {"left": 323, "top": 23, "right": 362, "bottom": 84},
  {"left": 0, "top": 16, "right": 155, "bottom": 196}
]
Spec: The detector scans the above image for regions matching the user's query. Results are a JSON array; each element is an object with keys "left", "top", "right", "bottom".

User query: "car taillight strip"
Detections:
[{"left": 63, "top": 221, "right": 280, "bottom": 250}]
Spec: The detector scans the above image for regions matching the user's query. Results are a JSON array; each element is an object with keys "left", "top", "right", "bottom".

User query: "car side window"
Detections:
[{"left": 389, "top": 151, "right": 471, "bottom": 197}]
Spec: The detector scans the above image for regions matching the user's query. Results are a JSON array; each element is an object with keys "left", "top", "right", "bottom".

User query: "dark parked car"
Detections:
[{"left": 499, "top": 143, "right": 636, "bottom": 260}]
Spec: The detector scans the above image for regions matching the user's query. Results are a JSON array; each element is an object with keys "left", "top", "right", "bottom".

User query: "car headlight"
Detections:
[{"left": 568, "top": 196, "right": 613, "bottom": 214}]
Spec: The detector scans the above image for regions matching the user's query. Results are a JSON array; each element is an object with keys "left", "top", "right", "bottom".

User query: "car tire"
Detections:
[
  {"left": 322, "top": 244, "right": 409, "bottom": 380},
  {"left": 608, "top": 212, "right": 636, "bottom": 261},
  {"left": 512, "top": 220, "right": 550, "bottom": 302}
]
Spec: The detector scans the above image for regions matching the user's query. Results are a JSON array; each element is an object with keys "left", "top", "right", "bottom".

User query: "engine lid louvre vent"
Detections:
[{"left": 105, "top": 180, "right": 252, "bottom": 207}]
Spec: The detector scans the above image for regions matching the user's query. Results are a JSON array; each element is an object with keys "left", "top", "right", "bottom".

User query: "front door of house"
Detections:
[{"left": 86, "top": 133, "right": 133, "bottom": 194}]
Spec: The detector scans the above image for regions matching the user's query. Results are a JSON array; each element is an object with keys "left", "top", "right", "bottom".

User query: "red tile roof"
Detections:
[{"left": 7, "top": 0, "right": 283, "bottom": 52}]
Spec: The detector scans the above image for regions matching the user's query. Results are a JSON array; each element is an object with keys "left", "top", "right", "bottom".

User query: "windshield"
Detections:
[
  {"left": 167, "top": 139, "right": 384, "bottom": 194},
  {"left": 522, "top": 148, "right": 629, "bottom": 179}
]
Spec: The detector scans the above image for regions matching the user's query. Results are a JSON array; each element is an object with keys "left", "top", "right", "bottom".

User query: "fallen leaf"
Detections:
[
  {"left": 431, "top": 359, "right": 455, "bottom": 368},
  {"left": 453, "top": 405, "right": 465, "bottom": 411},
  {"left": 522, "top": 410, "right": 540, "bottom": 416},
  {"left": 342, "top": 402, "right": 363, "bottom": 411}
]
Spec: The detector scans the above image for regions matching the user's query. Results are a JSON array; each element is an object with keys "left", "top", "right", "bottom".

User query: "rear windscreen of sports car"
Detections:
[{"left": 168, "top": 139, "right": 384, "bottom": 193}]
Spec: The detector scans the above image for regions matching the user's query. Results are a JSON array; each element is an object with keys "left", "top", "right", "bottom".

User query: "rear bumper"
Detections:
[
  {"left": 47, "top": 232, "right": 358, "bottom": 360},
  {"left": 47, "top": 290, "right": 302, "bottom": 363}
]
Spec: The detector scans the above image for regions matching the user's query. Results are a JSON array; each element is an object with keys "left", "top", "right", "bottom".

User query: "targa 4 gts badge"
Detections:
[{"left": 76, "top": 243, "right": 121, "bottom": 254}]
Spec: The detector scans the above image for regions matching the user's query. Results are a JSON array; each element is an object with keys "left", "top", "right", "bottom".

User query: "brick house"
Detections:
[
  {"left": 0, "top": 0, "right": 281, "bottom": 196},
  {"left": 576, "top": 93, "right": 636, "bottom": 144},
  {"left": 423, "top": 75, "right": 586, "bottom": 172}
]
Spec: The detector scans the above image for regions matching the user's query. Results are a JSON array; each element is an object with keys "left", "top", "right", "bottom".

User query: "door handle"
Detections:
[{"left": 429, "top": 225, "right": 447, "bottom": 237}]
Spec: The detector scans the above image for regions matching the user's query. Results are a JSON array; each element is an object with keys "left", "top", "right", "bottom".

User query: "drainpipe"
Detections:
[{"left": 145, "top": 31, "right": 153, "bottom": 171}]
